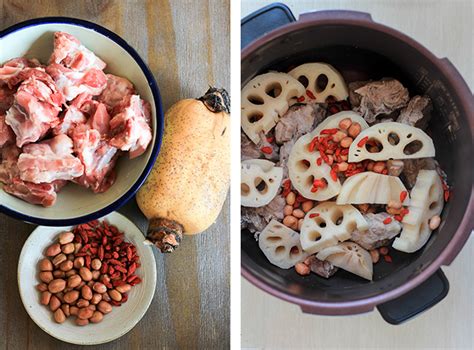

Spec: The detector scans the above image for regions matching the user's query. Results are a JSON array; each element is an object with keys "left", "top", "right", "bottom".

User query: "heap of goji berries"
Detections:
[{"left": 73, "top": 220, "right": 142, "bottom": 306}]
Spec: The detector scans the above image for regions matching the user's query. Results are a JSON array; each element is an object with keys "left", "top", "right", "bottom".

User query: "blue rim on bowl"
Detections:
[{"left": 0, "top": 17, "right": 164, "bottom": 226}]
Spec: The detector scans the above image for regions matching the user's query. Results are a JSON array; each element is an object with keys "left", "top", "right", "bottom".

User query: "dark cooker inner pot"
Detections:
[{"left": 242, "top": 24, "right": 472, "bottom": 303}]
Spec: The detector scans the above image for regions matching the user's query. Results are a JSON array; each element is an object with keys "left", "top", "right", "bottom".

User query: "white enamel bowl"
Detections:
[
  {"left": 18, "top": 212, "right": 157, "bottom": 345},
  {"left": 0, "top": 18, "right": 164, "bottom": 225}
]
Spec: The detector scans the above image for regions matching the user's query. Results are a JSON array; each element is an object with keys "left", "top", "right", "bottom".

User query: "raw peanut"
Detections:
[
  {"left": 46, "top": 243, "right": 61, "bottom": 257},
  {"left": 101, "top": 293, "right": 111, "bottom": 302},
  {"left": 75, "top": 317, "right": 89, "bottom": 326},
  {"left": 59, "top": 260, "right": 73, "bottom": 272},
  {"left": 40, "top": 291, "right": 52, "bottom": 305},
  {"left": 39, "top": 271, "right": 53, "bottom": 283},
  {"left": 54, "top": 308, "right": 66, "bottom": 324},
  {"left": 78, "top": 307, "right": 94, "bottom": 320},
  {"left": 370, "top": 249, "right": 380, "bottom": 263},
  {"left": 338, "top": 118, "right": 352, "bottom": 130},
  {"left": 36, "top": 283, "right": 48, "bottom": 292},
  {"left": 325, "top": 148, "right": 334, "bottom": 155},
  {"left": 283, "top": 215, "right": 298, "bottom": 229},
  {"left": 49, "top": 295, "right": 61, "bottom": 312},
  {"left": 52, "top": 253, "right": 67, "bottom": 266},
  {"left": 332, "top": 130, "right": 347, "bottom": 142},
  {"left": 286, "top": 192, "right": 296, "bottom": 205},
  {"left": 91, "top": 293, "right": 103, "bottom": 305},
  {"left": 337, "top": 162, "right": 349, "bottom": 172},
  {"left": 367, "top": 161, "right": 374, "bottom": 171},
  {"left": 108, "top": 289, "right": 122, "bottom": 302},
  {"left": 429, "top": 215, "right": 441, "bottom": 230},
  {"left": 283, "top": 205, "right": 293, "bottom": 216},
  {"left": 53, "top": 270, "right": 65, "bottom": 278},
  {"left": 38, "top": 258, "right": 53, "bottom": 272},
  {"left": 65, "top": 269, "right": 77, "bottom": 277},
  {"left": 348, "top": 122, "right": 361, "bottom": 138},
  {"left": 92, "top": 270, "right": 100, "bottom": 280},
  {"left": 297, "top": 219, "right": 304, "bottom": 231},
  {"left": 91, "top": 259, "right": 102, "bottom": 271},
  {"left": 64, "top": 290, "right": 80, "bottom": 304},
  {"left": 74, "top": 257, "right": 85, "bottom": 269},
  {"left": 301, "top": 200, "right": 313, "bottom": 213},
  {"left": 90, "top": 311, "right": 104, "bottom": 323},
  {"left": 81, "top": 285, "right": 93, "bottom": 300},
  {"left": 70, "top": 306, "right": 79, "bottom": 316},
  {"left": 358, "top": 204, "right": 370, "bottom": 213},
  {"left": 292, "top": 209, "right": 305, "bottom": 219},
  {"left": 115, "top": 284, "right": 131, "bottom": 294},
  {"left": 79, "top": 267, "right": 92, "bottom": 281},
  {"left": 97, "top": 301, "right": 112, "bottom": 314},
  {"left": 326, "top": 154, "right": 334, "bottom": 166},
  {"left": 61, "top": 243, "right": 75, "bottom": 254},
  {"left": 92, "top": 282, "right": 107, "bottom": 294},
  {"left": 340, "top": 137, "right": 353, "bottom": 148},
  {"left": 59, "top": 231, "right": 74, "bottom": 245},
  {"left": 387, "top": 207, "right": 402, "bottom": 215},
  {"left": 388, "top": 200, "right": 402, "bottom": 209},
  {"left": 74, "top": 243, "right": 82, "bottom": 254},
  {"left": 48, "top": 279, "right": 66, "bottom": 293},
  {"left": 67, "top": 275, "right": 82, "bottom": 289},
  {"left": 76, "top": 299, "right": 90, "bottom": 308},
  {"left": 340, "top": 154, "right": 348, "bottom": 161},
  {"left": 61, "top": 304, "right": 70, "bottom": 317},
  {"left": 295, "top": 262, "right": 310, "bottom": 276},
  {"left": 373, "top": 161, "right": 385, "bottom": 173},
  {"left": 88, "top": 305, "right": 97, "bottom": 311}
]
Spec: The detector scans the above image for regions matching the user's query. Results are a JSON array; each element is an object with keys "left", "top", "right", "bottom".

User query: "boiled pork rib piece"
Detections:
[
  {"left": 47, "top": 63, "right": 107, "bottom": 101},
  {"left": 49, "top": 32, "right": 106, "bottom": 72},
  {"left": 5, "top": 72, "right": 64, "bottom": 147},
  {"left": 72, "top": 125, "right": 118, "bottom": 193},
  {"left": 0, "top": 145, "right": 66, "bottom": 207},
  {"left": 98, "top": 74, "right": 135, "bottom": 111},
  {"left": 0, "top": 114, "right": 14, "bottom": 148},
  {"left": 109, "top": 95, "right": 152, "bottom": 159},
  {"left": 0, "top": 57, "right": 41, "bottom": 88},
  {"left": 17, "top": 134, "right": 84, "bottom": 183}
]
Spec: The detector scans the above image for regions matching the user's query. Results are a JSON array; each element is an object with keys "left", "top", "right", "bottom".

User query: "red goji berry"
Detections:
[
  {"left": 400, "top": 191, "right": 408, "bottom": 203},
  {"left": 306, "top": 90, "right": 316, "bottom": 99},
  {"left": 261, "top": 146, "right": 273, "bottom": 154},
  {"left": 309, "top": 213, "right": 319, "bottom": 218},
  {"left": 357, "top": 136, "right": 369, "bottom": 147},
  {"left": 383, "top": 217, "right": 392, "bottom": 225}
]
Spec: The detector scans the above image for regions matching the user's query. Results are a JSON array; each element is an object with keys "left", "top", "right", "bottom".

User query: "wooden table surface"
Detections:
[
  {"left": 0, "top": 0, "right": 230, "bottom": 349},
  {"left": 241, "top": 1, "right": 473, "bottom": 349}
]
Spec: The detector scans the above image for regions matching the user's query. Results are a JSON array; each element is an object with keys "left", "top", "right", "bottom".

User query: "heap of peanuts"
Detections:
[{"left": 36, "top": 220, "right": 141, "bottom": 326}]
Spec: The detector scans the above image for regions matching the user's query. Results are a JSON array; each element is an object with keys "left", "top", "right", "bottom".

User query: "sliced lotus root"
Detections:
[
  {"left": 300, "top": 202, "right": 368, "bottom": 254},
  {"left": 288, "top": 63, "right": 349, "bottom": 103},
  {"left": 241, "top": 159, "right": 283, "bottom": 208},
  {"left": 241, "top": 72, "right": 305, "bottom": 144},
  {"left": 258, "top": 219, "right": 309, "bottom": 269},
  {"left": 336, "top": 172, "right": 410, "bottom": 205},
  {"left": 316, "top": 242, "right": 373, "bottom": 281},
  {"left": 288, "top": 133, "right": 341, "bottom": 200},
  {"left": 312, "top": 110, "right": 369, "bottom": 136},
  {"left": 348, "top": 122, "right": 435, "bottom": 162},
  {"left": 393, "top": 170, "right": 444, "bottom": 253}
]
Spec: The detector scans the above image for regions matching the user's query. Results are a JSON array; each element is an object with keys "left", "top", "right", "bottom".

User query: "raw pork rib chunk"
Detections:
[
  {"left": 46, "top": 63, "right": 107, "bottom": 101},
  {"left": 49, "top": 32, "right": 106, "bottom": 72},
  {"left": 98, "top": 74, "right": 135, "bottom": 111},
  {"left": 109, "top": 95, "right": 152, "bottom": 159},
  {"left": 0, "top": 85, "right": 15, "bottom": 114},
  {"left": 17, "top": 134, "right": 84, "bottom": 183},
  {"left": 0, "top": 57, "right": 41, "bottom": 88},
  {"left": 72, "top": 125, "right": 118, "bottom": 193},
  {"left": 5, "top": 73, "right": 64, "bottom": 147},
  {"left": 0, "top": 145, "right": 66, "bottom": 207},
  {"left": 0, "top": 114, "right": 14, "bottom": 147}
]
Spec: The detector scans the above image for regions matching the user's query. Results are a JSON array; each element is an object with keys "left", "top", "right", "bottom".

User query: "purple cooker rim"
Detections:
[
  {"left": 0, "top": 17, "right": 164, "bottom": 226},
  {"left": 241, "top": 11, "right": 474, "bottom": 314}
]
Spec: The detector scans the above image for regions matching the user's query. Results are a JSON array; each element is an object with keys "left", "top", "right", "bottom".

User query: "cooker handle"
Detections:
[
  {"left": 377, "top": 269, "right": 449, "bottom": 325},
  {"left": 299, "top": 10, "right": 373, "bottom": 23},
  {"left": 241, "top": 3, "right": 296, "bottom": 49}
]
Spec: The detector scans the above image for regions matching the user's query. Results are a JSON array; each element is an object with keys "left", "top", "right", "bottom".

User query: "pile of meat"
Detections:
[{"left": 0, "top": 32, "right": 152, "bottom": 207}]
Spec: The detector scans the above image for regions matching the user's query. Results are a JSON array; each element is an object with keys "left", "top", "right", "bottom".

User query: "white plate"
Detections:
[{"left": 17, "top": 212, "right": 157, "bottom": 345}]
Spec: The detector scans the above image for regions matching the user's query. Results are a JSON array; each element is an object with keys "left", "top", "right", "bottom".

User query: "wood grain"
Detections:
[
  {"left": 0, "top": 0, "right": 230, "bottom": 349},
  {"left": 241, "top": 1, "right": 473, "bottom": 349}
]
